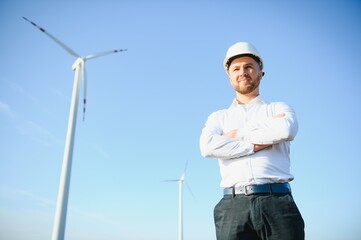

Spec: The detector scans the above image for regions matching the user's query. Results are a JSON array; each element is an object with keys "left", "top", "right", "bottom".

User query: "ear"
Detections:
[{"left": 259, "top": 72, "right": 265, "bottom": 79}]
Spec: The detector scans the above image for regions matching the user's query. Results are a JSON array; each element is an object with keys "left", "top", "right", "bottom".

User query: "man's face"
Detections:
[{"left": 227, "top": 56, "right": 263, "bottom": 95}]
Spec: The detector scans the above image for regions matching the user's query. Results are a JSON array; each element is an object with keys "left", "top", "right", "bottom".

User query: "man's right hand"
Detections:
[
  {"left": 224, "top": 129, "right": 238, "bottom": 139},
  {"left": 253, "top": 144, "right": 272, "bottom": 152}
]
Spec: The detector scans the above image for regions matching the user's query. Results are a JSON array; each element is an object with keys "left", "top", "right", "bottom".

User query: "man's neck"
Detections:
[{"left": 236, "top": 93, "right": 259, "bottom": 104}]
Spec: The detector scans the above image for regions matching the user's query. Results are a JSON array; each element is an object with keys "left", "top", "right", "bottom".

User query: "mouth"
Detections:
[{"left": 238, "top": 78, "right": 251, "bottom": 84}]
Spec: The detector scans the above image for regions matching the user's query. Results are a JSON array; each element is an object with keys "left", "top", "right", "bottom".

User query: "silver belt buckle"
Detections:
[{"left": 243, "top": 185, "right": 250, "bottom": 196}]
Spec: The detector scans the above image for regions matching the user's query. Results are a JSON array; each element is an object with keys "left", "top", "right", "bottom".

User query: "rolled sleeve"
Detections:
[
  {"left": 200, "top": 111, "right": 255, "bottom": 159},
  {"left": 247, "top": 102, "right": 298, "bottom": 144}
]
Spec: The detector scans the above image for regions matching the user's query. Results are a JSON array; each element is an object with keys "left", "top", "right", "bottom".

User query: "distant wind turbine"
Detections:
[
  {"left": 163, "top": 160, "right": 195, "bottom": 240},
  {"left": 23, "top": 17, "right": 127, "bottom": 240}
]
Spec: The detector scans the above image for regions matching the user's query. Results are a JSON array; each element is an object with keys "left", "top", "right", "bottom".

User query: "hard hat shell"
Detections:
[{"left": 223, "top": 42, "right": 263, "bottom": 72}]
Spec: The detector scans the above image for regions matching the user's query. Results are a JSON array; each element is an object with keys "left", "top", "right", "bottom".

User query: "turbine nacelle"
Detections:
[{"left": 72, "top": 58, "right": 84, "bottom": 70}]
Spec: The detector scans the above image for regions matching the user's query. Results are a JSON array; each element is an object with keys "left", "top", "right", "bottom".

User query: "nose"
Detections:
[{"left": 238, "top": 67, "right": 248, "bottom": 77}]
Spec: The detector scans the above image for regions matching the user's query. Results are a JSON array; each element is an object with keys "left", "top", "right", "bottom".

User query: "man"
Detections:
[{"left": 200, "top": 42, "right": 304, "bottom": 240}]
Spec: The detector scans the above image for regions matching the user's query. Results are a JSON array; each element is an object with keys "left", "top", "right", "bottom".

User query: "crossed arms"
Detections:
[{"left": 200, "top": 103, "right": 298, "bottom": 160}]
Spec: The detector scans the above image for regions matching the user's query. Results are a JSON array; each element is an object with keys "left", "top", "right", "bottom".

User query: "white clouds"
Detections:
[
  {"left": 93, "top": 144, "right": 112, "bottom": 161},
  {"left": 0, "top": 185, "right": 55, "bottom": 208},
  {"left": 52, "top": 87, "right": 69, "bottom": 103},
  {"left": 0, "top": 100, "right": 61, "bottom": 147},
  {"left": 9, "top": 81, "right": 38, "bottom": 103},
  {"left": 17, "top": 119, "right": 62, "bottom": 146},
  {"left": 0, "top": 100, "right": 10, "bottom": 112},
  {"left": 0, "top": 100, "right": 14, "bottom": 119},
  {"left": 0, "top": 80, "right": 63, "bottom": 146},
  {"left": 0, "top": 185, "right": 123, "bottom": 240},
  {"left": 14, "top": 188, "right": 55, "bottom": 207}
]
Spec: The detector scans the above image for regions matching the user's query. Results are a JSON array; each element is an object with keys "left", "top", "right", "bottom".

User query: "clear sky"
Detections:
[{"left": 1, "top": 0, "right": 361, "bottom": 239}]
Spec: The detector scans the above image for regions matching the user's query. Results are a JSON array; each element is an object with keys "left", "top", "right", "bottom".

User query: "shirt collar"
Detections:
[{"left": 229, "top": 96, "right": 266, "bottom": 109}]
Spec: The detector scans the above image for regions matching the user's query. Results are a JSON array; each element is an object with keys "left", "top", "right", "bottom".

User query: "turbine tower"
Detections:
[
  {"left": 23, "top": 17, "right": 127, "bottom": 240},
  {"left": 163, "top": 161, "right": 195, "bottom": 240}
]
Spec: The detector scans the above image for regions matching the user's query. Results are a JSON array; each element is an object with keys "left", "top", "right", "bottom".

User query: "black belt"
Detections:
[{"left": 223, "top": 183, "right": 291, "bottom": 196}]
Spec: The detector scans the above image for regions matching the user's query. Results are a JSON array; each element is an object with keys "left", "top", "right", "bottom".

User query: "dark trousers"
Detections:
[{"left": 214, "top": 193, "right": 304, "bottom": 240}]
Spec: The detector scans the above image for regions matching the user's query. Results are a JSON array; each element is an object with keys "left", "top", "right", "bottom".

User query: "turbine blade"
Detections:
[
  {"left": 181, "top": 160, "right": 189, "bottom": 179},
  {"left": 185, "top": 182, "right": 196, "bottom": 201},
  {"left": 23, "top": 17, "right": 81, "bottom": 58},
  {"left": 82, "top": 65, "right": 87, "bottom": 121},
  {"left": 183, "top": 160, "right": 189, "bottom": 173},
  {"left": 84, "top": 49, "right": 127, "bottom": 60},
  {"left": 161, "top": 179, "right": 179, "bottom": 182}
]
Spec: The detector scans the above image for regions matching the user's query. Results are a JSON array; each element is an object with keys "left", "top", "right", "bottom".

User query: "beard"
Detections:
[{"left": 233, "top": 75, "right": 261, "bottom": 95}]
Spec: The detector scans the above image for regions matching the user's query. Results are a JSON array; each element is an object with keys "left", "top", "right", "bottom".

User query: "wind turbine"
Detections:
[
  {"left": 23, "top": 17, "right": 127, "bottom": 240},
  {"left": 163, "top": 161, "right": 195, "bottom": 240}
]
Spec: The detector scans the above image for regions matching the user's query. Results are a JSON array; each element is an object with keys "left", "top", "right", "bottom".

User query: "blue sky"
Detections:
[{"left": 1, "top": 0, "right": 361, "bottom": 239}]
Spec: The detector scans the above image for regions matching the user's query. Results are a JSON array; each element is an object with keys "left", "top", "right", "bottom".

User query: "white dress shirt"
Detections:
[{"left": 200, "top": 97, "right": 298, "bottom": 188}]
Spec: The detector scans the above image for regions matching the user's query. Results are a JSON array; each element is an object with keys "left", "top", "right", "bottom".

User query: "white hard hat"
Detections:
[{"left": 223, "top": 42, "right": 263, "bottom": 72}]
